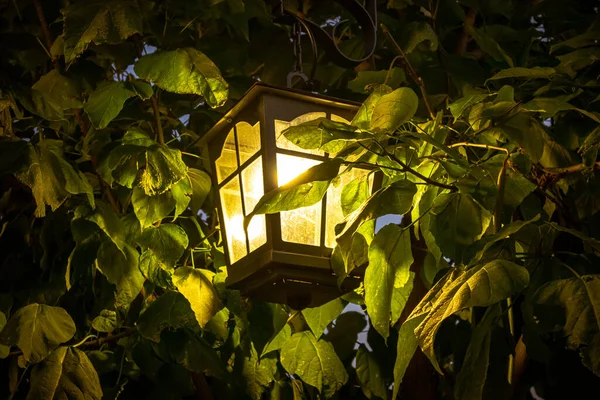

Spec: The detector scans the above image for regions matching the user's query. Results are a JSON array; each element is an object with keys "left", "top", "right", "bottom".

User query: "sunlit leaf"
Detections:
[
  {"left": 302, "top": 297, "right": 346, "bottom": 339},
  {"left": 62, "top": 0, "right": 142, "bottom": 63},
  {"left": 370, "top": 87, "right": 419, "bottom": 132},
  {"left": 429, "top": 192, "right": 492, "bottom": 263},
  {"left": 366, "top": 224, "right": 413, "bottom": 340},
  {"left": 134, "top": 48, "right": 228, "bottom": 107},
  {"left": 280, "top": 331, "right": 348, "bottom": 398},
  {"left": 408, "top": 260, "right": 529, "bottom": 373},
  {"left": 173, "top": 266, "right": 222, "bottom": 328},
  {"left": 26, "top": 347, "right": 102, "bottom": 400},
  {"left": 244, "top": 159, "right": 343, "bottom": 230},
  {"left": 136, "top": 291, "right": 197, "bottom": 341},
  {"left": 0, "top": 304, "right": 76, "bottom": 363}
]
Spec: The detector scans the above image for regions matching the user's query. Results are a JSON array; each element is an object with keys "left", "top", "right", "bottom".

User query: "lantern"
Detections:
[{"left": 201, "top": 83, "right": 372, "bottom": 308}]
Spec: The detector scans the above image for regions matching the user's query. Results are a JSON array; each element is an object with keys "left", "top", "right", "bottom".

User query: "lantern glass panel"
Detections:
[
  {"left": 276, "top": 153, "right": 322, "bottom": 245},
  {"left": 220, "top": 177, "right": 246, "bottom": 263},
  {"left": 237, "top": 121, "right": 261, "bottom": 164},
  {"left": 241, "top": 156, "right": 267, "bottom": 252},
  {"left": 274, "top": 112, "right": 326, "bottom": 156},
  {"left": 216, "top": 128, "right": 237, "bottom": 183},
  {"left": 325, "top": 169, "right": 372, "bottom": 248}
]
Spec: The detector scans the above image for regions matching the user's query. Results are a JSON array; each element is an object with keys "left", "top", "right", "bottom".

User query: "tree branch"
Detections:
[
  {"left": 456, "top": 9, "right": 477, "bottom": 55},
  {"left": 543, "top": 161, "right": 600, "bottom": 176},
  {"left": 32, "top": 0, "right": 59, "bottom": 69},
  {"left": 372, "top": 140, "right": 457, "bottom": 191},
  {"left": 380, "top": 24, "right": 436, "bottom": 119}
]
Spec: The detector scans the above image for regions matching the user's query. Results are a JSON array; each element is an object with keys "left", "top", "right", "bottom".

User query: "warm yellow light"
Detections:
[
  {"left": 228, "top": 213, "right": 263, "bottom": 243},
  {"left": 277, "top": 154, "right": 319, "bottom": 186},
  {"left": 277, "top": 154, "right": 322, "bottom": 245}
]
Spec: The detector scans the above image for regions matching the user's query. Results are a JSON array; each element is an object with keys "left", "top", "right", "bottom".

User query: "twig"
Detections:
[
  {"left": 8, "top": 328, "right": 137, "bottom": 357},
  {"left": 32, "top": 0, "right": 59, "bottom": 69},
  {"left": 371, "top": 140, "right": 457, "bottom": 191},
  {"left": 543, "top": 161, "right": 600, "bottom": 176},
  {"left": 381, "top": 24, "right": 435, "bottom": 119},
  {"left": 383, "top": 55, "right": 403, "bottom": 86},
  {"left": 150, "top": 94, "right": 165, "bottom": 145}
]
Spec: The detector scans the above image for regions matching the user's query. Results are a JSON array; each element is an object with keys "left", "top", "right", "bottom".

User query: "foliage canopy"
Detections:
[{"left": 1, "top": 0, "right": 600, "bottom": 399}]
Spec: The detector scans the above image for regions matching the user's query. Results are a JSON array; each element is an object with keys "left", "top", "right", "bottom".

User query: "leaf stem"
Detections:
[
  {"left": 150, "top": 94, "right": 165, "bottom": 145},
  {"left": 380, "top": 24, "right": 435, "bottom": 119},
  {"left": 371, "top": 140, "right": 457, "bottom": 191}
]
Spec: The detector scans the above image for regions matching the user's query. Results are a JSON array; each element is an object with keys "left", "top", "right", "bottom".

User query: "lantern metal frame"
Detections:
[{"left": 200, "top": 82, "right": 370, "bottom": 307}]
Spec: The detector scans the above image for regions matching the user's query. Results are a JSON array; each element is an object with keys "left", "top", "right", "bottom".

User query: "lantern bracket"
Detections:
[{"left": 276, "top": 0, "right": 377, "bottom": 73}]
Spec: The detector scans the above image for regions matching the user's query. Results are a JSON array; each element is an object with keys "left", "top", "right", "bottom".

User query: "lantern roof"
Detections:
[{"left": 199, "top": 82, "right": 360, "bottom": 146}]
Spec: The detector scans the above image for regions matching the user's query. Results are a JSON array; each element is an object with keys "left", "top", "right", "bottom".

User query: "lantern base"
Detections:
[{"left": 226, "top": 250, "right": 362, "bottom": 308}]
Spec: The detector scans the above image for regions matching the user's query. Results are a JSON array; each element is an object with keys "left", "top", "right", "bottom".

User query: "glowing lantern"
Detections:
[{"left": 201, "top": 83, "right": 369, "bottom": 308}]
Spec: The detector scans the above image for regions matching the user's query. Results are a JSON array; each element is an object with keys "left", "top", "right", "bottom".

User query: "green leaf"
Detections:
[
  {"left": 392, "top": 316, "right": 424, "bottom": 400},
  {"left": 551, "top": 31, "right": 600, "bottom": 54},
  {"left": 280, "top": 331, "right": 348, "bottom": 398},
  {"left": 556, "top": 48, "right": 600, "bottom": 74},
  {"left": 370, "top": 87, "right": 419, "bottom": 132},
  {"left": 262, "top": 324, "right": 292, "bottom": 357},
  {"left": 366, "top": 224, "right": 413, "bottom": 340},
  {"left": 0, "top": 312, "right": 8, "bottom": 359},
  {"left": 302, "top": 297, "right": 346, "bottom": 339},
  {"left": 234, "top": 340, "right": 277, "bottom": 400},
  {"left": 579, "top": 126, "right": 600, "bottom": 167},
  {"left": 137, "top": 224, "right": 189, "bottom": 268},
  {"left": 429, "top": 193, "right": 492, "bottom": 263},
  {"left": 91, "top": 309, "right": 117, "bottom": 333},
  {"left": 401, "top": 21, "right": 438, "bottom": 53},
  {"left": 467, "top": 215, "right": 541, "bottom": 266},
  {"left": 486, "top": 67, "right": 557, "bottom": 82},
  {"left": 96, "top": 241, "right": 144, "bottom": 311},
  {"left": 139, "top": 250, "right": 173, "bottom": 288},
  {"left": 173, "top": 266, "right": 222, "bottom": 328},
  {"left": 136, "top": 291, "right": 197, "bottom": 342},
  {"left": 282, "top": 118, "right": 371, "bottom": 154},
  {"left": 26, "top": 347, "right": 102, "bottom": 400},
  {"left": 523, "top": 97, "right": 600, "bottom": 123},
  {"left": 132, "top": 187, "right": 176, "bottom": 228},
  {"left": 391, "top": 271, "right": 415, "bottom": 326},
  {"left": 188, "top": 168, "right": 211, "bottom": 213},
  {"left": 352, "top": 85, "right": 393, "bottom": 129},
  {"left": 247, "top": 302, "right": 289, "bottom": 356},
  {"left": 448, "top": 93, "right": 490, "bottom": 121},
  {"left": 84, "top": 81, "right": 151, "bottom": 129},
  {"left": 532, "top": 275, "right": 600, "bottom": 376},
  {"left": 467, "top": 26, "right": 514, "bottom": 67},
  {"left": 336, "top": 180, "right": 417, "bottom": 249},
  {"left": 0, "top": 304, "right": 76, "bottom": 363},
  {"left": 134, "top": 48, "right": 228, "bottom": 107},
  {"left": 16, "top": 141, "right": 94, "bottom": 217},
  {"left": 454, "top": 304, "right": 501, "bottom": 400},
  {"left": 408, "top": 260, "right": 529, "bottom": 373},
  {"left": 341, "top": 174, "right": 372, "bottom": 217},
  {"left": 170, "top": 177, "right": 192, "bottom": 220},
  {"left": 244, "top": 159, "right": 343, "bottom": 230},
  {"left": 173, "top": 331, "right": 229, "bottom": 380},
  {"left": 355, "top": 344, "right": 387, "bottom": 400},
  {"left": 139, "top": 146, "right": 189, "bottom": 195},
  {"left": 74, "top": 202, "right": 127, "bottom": 254},
  {"left": 348, "top": 68, "right": 406, "bottom": 93},
  {"left": 62, "top": 0, "right": 142, "bottom": 63},
  {"left": 32, "top": 70, "right": 82, "bottom": 110}
]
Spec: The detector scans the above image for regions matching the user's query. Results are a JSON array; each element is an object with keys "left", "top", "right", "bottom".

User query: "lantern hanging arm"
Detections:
[
  {"left": 286, "top": 16, "right": 317, "bottom": 88},
  {"left": 276, "top": 0, "right": 377, "bottom": 71}
]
